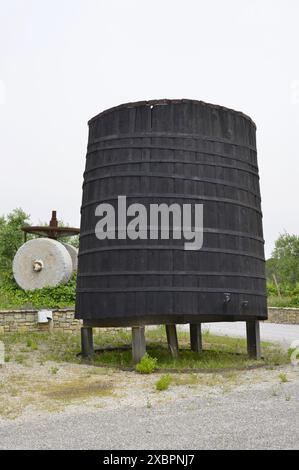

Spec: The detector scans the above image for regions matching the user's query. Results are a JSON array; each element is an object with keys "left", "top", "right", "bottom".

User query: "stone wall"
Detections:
[
  {"left": 0, "top": 309, "right": 82, "bottom": 334},
  {"left": 0, "top": 307, "right": 298, "bottom": 334},
  {"left": 267, "top": 307, "right": 299, "bottom": 325}
]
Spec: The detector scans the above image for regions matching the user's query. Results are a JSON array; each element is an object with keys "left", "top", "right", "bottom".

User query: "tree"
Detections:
[
  {"left": 0, "top": 208, "right": 31, "bottom": 280},
  {"left": 268, "top": 233, "right": 299, "bottom": 286}
]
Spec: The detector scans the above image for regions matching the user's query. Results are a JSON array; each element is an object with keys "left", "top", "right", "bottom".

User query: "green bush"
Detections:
[
  {"left": 269, "top": 234, "right": 299, "bottom": 286},
  {"left": 135, "top": 353, "right": 158, "bottom": 374},
  {"left": 0, "top": 274, "right": 76, "bottom": 309},
  {"left": 155, "top": 374, "right": 172, "bottom": 391},
  {"left": 266, "top": 232, "right": 299, "bottom": 307},
  {"left": 0, "top": 208, "right": 31, "bottom": 281},
  {"left": 267, "top": 282, "right": 277, "bottom": 297},
  {"left": 267, "top": 282, "right": 299, "bottom": 307}
]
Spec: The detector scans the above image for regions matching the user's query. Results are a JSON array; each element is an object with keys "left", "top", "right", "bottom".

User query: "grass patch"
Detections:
[
  {"left": 171, "top": 374, "right": 199, "bottom": 386},
  {"left": 1, "top": 331, "right": 77, "bottom": 367},
  {"left": 15, "top": 354, "right": 27, "bottom": 365},
  {"left": 156, "top": 374, "right": 172, "bottom": 391},
  {"left": 267, "top": 295, "right": 299, "bottom": 308},
  {"left": 44, "top": 379, "right": 114, "bottom": 401},
  {"left": 0, "top": 327, "right": 289, "bottom": 372},
  {"left": 0, "top": 371, "right": 115, "bottom": 420},
  {"left": 90, "top": 328, "right": 287, "bottom": 371}
]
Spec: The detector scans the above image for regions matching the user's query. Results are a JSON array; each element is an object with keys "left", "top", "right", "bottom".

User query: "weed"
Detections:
[
  {"left": 15, "top": 354, "right": 26, "bottom": 365},
  {"left": 156, "top": 374, "right": 172, "bottom": 391},
  {"left": 271, "top": 386, "right": 280, "bottom": 397},
  {"left": 135, "top": 353, "right": 158, "bottom": 374},
  {"left": 26, "top": 338, "right": 38, "bottom": 350},
  {"left": 278, "top": 372, "right": 288, "bottom": 383}
]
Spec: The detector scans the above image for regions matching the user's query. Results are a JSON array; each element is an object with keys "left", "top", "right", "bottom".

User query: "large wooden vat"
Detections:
[{"left": 75, "top": 99, "right": 267, "bottom": 327}]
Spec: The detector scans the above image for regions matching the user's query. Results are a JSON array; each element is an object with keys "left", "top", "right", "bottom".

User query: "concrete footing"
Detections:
[
  {"left": 166, "top": 324, "right": 179, "bottom": 358},
  {"left": 132, "top": 326, "right": 146, "bottom": 364}
]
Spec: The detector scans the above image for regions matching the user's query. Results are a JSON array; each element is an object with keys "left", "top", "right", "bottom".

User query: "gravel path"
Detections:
[{"left": 0, "top": 367, "right": 298, "bottom": 450}]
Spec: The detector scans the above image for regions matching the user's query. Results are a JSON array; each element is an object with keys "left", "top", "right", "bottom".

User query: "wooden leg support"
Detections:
[
  {"left": 81, "top": 326, "right": 94, "bottom": 358},
  {"left": 246, "top": 320, "right": 261, "bottom": 360},
  {"left": 132, "top": 326, "right": 146, "bottom": 364},
  {"left": 190, "top": 323, "right": 202, "bottom": 353},
  {"left": 166, "top": 324, "right": 179, "bottom": 358}
]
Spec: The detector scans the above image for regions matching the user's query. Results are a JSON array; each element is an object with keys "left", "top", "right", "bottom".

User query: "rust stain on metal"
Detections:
[{"left": 22, "top": 210, "right": 80, "bottom": 240}]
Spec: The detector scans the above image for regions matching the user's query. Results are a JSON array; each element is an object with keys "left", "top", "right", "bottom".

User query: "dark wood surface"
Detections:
[
  {"left": 190, "top": 323, "right": 203, "bottom": 353},
  {"left": 76, "top": 100, "right": 267, "bottom": 323},
  {"left": 246, "top": 320, "right": 261, "bottom": 359}
]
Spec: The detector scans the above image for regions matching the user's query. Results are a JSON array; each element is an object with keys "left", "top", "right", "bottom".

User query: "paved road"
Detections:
[
  {"left": 0, "top": 374, "right": 298, "bottom": 450},
  {"left": 183, "top": 322, "right": 299, "bottom": 349}
]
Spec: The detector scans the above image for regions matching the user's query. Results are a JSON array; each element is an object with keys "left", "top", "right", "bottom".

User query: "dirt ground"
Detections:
[{"left": 0, "top": 358, "right": 297, "bottom": 423}]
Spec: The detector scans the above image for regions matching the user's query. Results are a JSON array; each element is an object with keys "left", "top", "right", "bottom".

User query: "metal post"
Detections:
[
  {"left": 132, "top": 326, "right": 146, "bottom": 364},
  {"left": 190, "top": 323, "right": 202, "bottom": 353},
  {"left": 81, "top": 326, "right": 94, "bottom": 358},
  {"left": 246, "top": 320, "right": 261, "bottom": 360},
  {"left": 166, "top": 324, "right": 179, "bottom": 358}
]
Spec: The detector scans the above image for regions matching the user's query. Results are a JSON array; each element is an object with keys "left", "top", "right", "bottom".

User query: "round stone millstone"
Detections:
[
  {"left": 61, "top": 242, "right": 78, "bottom": 272},
  {"left": 13, "top": 238, "right": 73, "bottom": 291}
]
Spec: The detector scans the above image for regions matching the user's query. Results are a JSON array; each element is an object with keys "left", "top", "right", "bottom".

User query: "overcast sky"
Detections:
[{"left": 0, "top": 0, "right": 298, "bottom": 257}]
